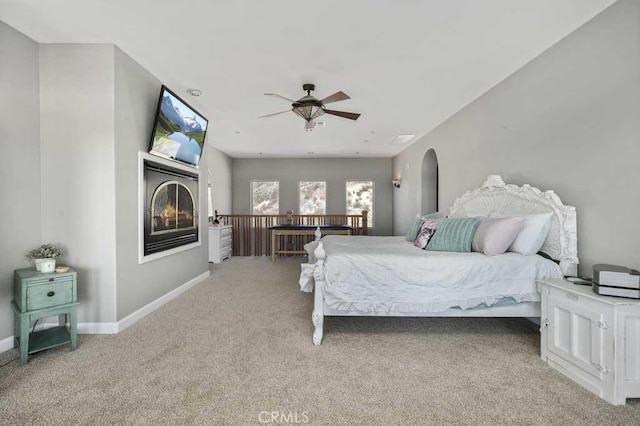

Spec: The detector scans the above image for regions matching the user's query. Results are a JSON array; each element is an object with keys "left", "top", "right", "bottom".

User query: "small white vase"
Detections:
[
  {"left": 34, "top": 258, "right": 45, "bottom": 271},
  {"left": 40, "top": 259, "right": 56, "bottom": 273}
]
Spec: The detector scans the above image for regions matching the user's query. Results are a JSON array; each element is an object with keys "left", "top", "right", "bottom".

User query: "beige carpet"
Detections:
[{"left": 1, "top": 257, "right": 639, "bottom": 425}]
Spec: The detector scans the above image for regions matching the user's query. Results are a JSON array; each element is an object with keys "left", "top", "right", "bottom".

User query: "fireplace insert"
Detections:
[{"left": 143, "top": 160, "right": 199, "bottom": 256}]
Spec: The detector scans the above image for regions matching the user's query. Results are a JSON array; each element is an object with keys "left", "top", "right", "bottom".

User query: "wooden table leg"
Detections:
[
  {"left": 271, "top": 230, "right": 276, "bottom": 262},
  {"left": 69, "top": 307, "right": 78, "bottom": 351},
  {"left": 20, "top": 316, "right": 29, "bottom": 365},
  {"left": 13, "top": 310, "right": 19, "bottom": 349}
]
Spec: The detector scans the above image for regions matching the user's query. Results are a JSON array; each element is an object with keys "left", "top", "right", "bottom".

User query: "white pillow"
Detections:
[
  {"left": 489, "top": 212, "right": 552, "bottom": 256},
  {"left": 466, "top": 213, "right": 489, "bottom": 218},
  {"left": 472, "top": 217, "right": 525, "bottom": 256}
]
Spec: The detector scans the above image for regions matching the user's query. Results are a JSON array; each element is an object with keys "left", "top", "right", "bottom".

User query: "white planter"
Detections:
[
  {"left": 40, "top": 259, "right": 56, "bottom": 273},
  {"left": 34, "top": 259, "right": 45, "bottom": 271}
]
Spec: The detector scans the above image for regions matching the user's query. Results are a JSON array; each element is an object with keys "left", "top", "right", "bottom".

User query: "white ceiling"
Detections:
[{"left": 1, "top": 0, "right": 616, "bottom": 158}]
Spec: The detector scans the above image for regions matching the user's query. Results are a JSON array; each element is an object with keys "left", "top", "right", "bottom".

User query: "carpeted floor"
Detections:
[{"left": 1, "top": 257, "right": 639, "bottom": 425}]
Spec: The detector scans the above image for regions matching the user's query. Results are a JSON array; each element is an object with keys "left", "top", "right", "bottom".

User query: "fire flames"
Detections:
[{"left": 159, "top": 203, "right": 193, "bottom": 228}]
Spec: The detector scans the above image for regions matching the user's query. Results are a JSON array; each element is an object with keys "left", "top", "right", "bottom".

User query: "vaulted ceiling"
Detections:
[{"left": 1, "top": 0, "right": 617, "bottom": 157}]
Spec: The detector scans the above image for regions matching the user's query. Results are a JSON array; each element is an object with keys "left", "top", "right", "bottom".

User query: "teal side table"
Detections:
[{"left": 12, "top": 267, "right": 78, "bottom": 365}]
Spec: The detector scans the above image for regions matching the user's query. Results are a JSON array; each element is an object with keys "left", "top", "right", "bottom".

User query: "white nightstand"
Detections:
[
  {"left": 209, "top": 225, "right": 232, "bottom": 263},
  {"left": 538, "top": 278, "right": 640, "bottom": 405}
]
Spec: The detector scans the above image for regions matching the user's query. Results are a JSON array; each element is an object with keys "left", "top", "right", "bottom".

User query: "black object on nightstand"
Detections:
[{"left": 566, "top": 276, "right": 592, "bottom": 286}]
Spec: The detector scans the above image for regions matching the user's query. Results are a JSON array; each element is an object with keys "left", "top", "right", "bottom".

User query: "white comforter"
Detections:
[{"left": 300, "top": 236, "right": 563, "bottom": 314}]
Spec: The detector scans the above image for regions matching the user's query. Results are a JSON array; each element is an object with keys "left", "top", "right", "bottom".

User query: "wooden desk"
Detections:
[{"left": 270, "top": 225, "right": 352, "bottom": 262}]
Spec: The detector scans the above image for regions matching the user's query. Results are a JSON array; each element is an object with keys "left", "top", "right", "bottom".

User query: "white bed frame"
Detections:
[{"left": 309, "top": 175, "right": 579, "bottom": 345}]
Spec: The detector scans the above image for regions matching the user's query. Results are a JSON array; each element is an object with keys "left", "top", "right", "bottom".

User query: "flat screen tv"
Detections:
[{"left": 148, "top": 86, "right": 208, "bottom": 167}]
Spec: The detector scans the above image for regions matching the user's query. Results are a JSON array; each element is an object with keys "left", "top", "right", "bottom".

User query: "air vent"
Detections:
[{"left": 390, "top": 134, "right": 416, "bottom": 145}]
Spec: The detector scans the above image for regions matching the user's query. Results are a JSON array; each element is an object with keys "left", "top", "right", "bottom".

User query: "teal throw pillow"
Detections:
[
  {"left": 426, "top": 217, "right": 481, "bottom": 252},
  {"left": 405, "top": 212, "right": 445, "bottom": 241}
]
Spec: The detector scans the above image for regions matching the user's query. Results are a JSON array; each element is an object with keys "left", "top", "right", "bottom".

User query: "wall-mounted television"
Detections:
[{"left": 148, "top": 86, "right": 208, "bottom": 167}]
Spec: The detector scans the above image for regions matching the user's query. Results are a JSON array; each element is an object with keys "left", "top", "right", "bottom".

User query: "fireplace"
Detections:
[{"left": 143, "top": 160, "right": 199, "bottom": 256}]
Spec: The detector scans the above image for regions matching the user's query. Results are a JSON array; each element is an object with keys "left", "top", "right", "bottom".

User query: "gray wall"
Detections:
[
  {"left": 205, "top": 146, "right": 233, "bottom": 217},
  {"left": 40, "top": 44, "right": 118, "bottom": 323},
  {"left": 0, "top": 22, "right": 41, "bottom": 341},
  {"left": 0, "top": 28, "right": 225, "bottom": 339},
  {"left": 393, "top": 0, "right": 640, "bottom": 275},
  {"left": 232, "top": 158, "right": 393, "bottom": 235},
  {"left": 114, "top": 47, "right": 209, "bottom": 320}
]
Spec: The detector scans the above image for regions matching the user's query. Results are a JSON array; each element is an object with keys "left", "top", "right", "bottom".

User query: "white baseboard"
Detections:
[
  {"left": 0, "top": 270, "right": 210, "bottom": 354},
  {"left": 118, "top": 270, "right": 210, "bottom": 332},
  {"left": 78, "top": 322, "right": 119, "bottom": 334},
  {"left": 0, "top": 335, "right": 14, "bottom": 353}
]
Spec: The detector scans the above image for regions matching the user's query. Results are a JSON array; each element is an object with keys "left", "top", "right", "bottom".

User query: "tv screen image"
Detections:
[{"left": 149, "top": 86, "right": 208, "bottom": 167}]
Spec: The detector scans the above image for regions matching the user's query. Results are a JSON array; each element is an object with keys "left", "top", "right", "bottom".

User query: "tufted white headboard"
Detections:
[{"left": 448, "top": 175, "right": 578, "bottom": 276}]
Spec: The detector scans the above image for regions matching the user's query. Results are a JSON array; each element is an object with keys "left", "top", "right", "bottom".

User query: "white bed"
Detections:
[
  {"left": 300, "top": 175, "right": 579, "bottom": 345},
  {"left": 302, "top": 235, "right": 562, "bottom": 313}
]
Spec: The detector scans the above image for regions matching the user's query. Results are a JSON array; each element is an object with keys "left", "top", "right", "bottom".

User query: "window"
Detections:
[
  {"left": 346, "top": 180, "right": 374, "bottom": 227},
  {"left": 251, "top": 181, "right": 279, "bottom": 214},
  {"left": 299, "top": 181, "right": 326, "bottom": 215}
]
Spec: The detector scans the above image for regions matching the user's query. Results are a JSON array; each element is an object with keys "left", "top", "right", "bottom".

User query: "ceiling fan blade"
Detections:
[
  {"left": 324, "top": 109, "right": 361, "bottom": 121},
  {"left": 258, "top": 110, "right": 291, "bottom": 118},
  {"left": 320, "top": 91, "right": 350, "bottom": 105},
  {"left": 265, "top": 93, "right": 295, "bottom": 102}
]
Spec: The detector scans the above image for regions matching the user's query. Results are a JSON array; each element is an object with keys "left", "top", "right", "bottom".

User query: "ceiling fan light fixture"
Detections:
[
  {"left": 261, "top": 84, "right": 360, "bottom": 129},
  {"left": 292, "top": 101, "right": 325, "bottom": 122}
]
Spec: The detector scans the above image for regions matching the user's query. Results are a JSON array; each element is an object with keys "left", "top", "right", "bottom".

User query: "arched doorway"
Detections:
[{"left": 421, "top": 149, "right": 439, "bottom": 213}]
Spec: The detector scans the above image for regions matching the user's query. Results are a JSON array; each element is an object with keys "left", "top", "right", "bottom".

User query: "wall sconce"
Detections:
[{"left": 392, "top": 162, "right": 408, "bottom": 189}]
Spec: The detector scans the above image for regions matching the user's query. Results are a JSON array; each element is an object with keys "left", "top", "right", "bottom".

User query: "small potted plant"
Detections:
[{"left": 26, "top": 244, "right": 63, "bottom": 273}]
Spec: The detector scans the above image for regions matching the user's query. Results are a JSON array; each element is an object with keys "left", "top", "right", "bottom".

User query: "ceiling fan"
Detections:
[{"left": 259, "top": 83, "right": 361, "bottom": 131}]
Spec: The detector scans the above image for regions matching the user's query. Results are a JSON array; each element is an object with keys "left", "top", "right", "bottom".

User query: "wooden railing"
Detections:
[{"left": 215, "top": 210, "right": 368, "bottom": 257}]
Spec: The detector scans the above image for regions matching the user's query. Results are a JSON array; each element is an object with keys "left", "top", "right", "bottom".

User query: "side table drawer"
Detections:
[
  {"left": 221, "top": 246, "right": 231, "bottom": 260},
  {"left": 27, "top": 275, "right": 73, "bottom": 286},
  {"left": 27, "top": 281, "right": 74, "bottom": 310}
]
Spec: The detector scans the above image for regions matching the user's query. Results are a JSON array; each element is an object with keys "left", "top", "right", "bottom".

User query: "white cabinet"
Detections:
[
  {"left": 209, "top": 225, "right": 232, "bottom": 263},
  {"left": 539, "top": 279, "right": 640, "bottom": 405}
]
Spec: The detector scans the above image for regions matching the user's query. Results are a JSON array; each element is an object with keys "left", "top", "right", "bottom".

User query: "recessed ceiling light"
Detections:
[
  {"left": 390, "top": 134, "right": 416, "bottom": 145},
  {"left": 187, "top": 88, "right": 202, "bottom": 97},
  {"left": 370, "top": 131, "right": 375, "bottom": 134},
  {"left": 235, "top": 131, "right": 240, "bottom": 134},
  {"left": 364, "top": 139, "right": 369, "bottom": 143}
]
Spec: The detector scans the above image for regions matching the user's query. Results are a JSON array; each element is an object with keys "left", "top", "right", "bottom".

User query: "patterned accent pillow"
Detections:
[
  {"left": 405, "top": 212, "right": 445, "bottom": 241},
  {"left": 414, "top": 218, "right": 439, "bottom": 249},
  {"left": 425, "top": 217, "right": 481, "bottom": 252}
]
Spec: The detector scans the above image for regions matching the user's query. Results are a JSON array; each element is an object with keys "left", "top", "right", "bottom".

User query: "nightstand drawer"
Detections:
[
  {"left": 221, "top": 228, "right": 232, "bottom": 238},
  {"left": 221, "top": 235, "right": 232, "bottom": 248},
  {"left": 221, "top": 247, "right": 231, "bottom": 260},
  {"left": 26, "top": 281, "right": 74, "bottom": 310},
  {"left": 27, "top": 275, "right": 73, "bottom": 286}
]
